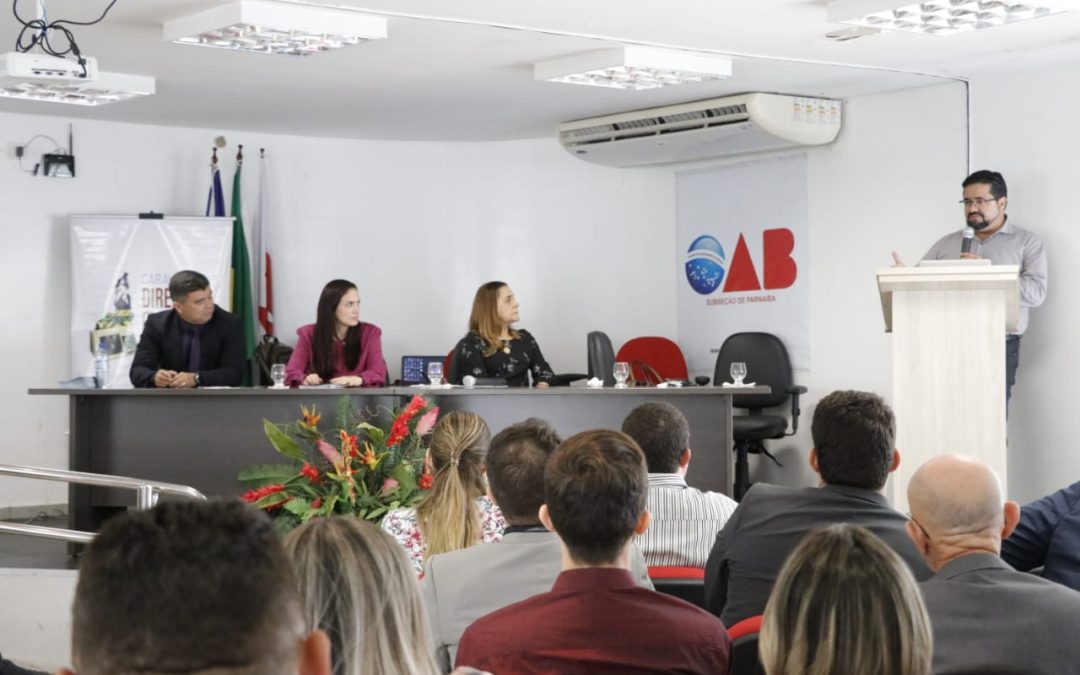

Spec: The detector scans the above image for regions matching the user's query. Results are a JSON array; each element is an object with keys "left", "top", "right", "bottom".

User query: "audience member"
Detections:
[
  {"left": 622, "top": 401, "right": 737, "bottom": 567},
  {"left": 456, "top": 429, "right": 731, "bottom": 674},
  {"left": 704, "top": 389, "right": 931, "bottom": 626},
  {"left": 421, "top": 418, "right": 652, "bottom": 672},
  {"left": 0, "top": 655, "right": 47, "bottom": 675},
  {"left": 381, "top": 410, "right": 504, "bottom": 572},
  {"left": 58, "top": 499, "right": 330, "bottom": 675},
  {"left": 449, "top": 281, "right": 555, "bottom": 388},
  {"left": 284, "top": 279, "right": 387, "bottom": 387},
  {"left": 129, "top": 269, "right": 246, "bottom": 387},
  {"left": 907, "top": 455, "right": 1080, "bottom": 675},
  {"left": 1001, "top": 479, "right": 1080, "bottom": 592},
  {"left": 283, "top": 517, "right": 441, "bottom": 675},
  {"left": 760, "top": 524, "right": 932, "bottom": 675}
]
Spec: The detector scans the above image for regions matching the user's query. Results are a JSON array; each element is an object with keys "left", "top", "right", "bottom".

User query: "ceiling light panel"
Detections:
[
  {"left": 535, "top": 46, "right": 732, "bottom": 91},
  {"left": 163, "top": 0, "right": 387, "bottom": 56},
  {"left": 0, "top": 71, "right": 155, "bottom": 106},
  {"left": 828, "top": 0, "right": 1067, "bottom": 36}
]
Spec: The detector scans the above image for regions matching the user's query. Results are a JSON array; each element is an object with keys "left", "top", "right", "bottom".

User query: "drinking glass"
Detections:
[
  {"left": 270, "top": 364, "right": 286, "bottom": 388},
  {"left": 730, "top": 361, "right": 747, "bottom": 385},
  {"left": 613, "top": 361, "right": 631, "bottom": 389},
  {"left": 427, "top": 362, "right": 444, "bottom": 386}
]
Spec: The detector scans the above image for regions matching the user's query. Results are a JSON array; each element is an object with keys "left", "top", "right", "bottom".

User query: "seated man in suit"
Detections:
[
  {"left": 422, "top": 418, "right": 651, "bottom": 672},
  {"left": 704, "top": 389, "right": 931, "bottom": 626},
  {"left": 1001, "top": 479, "right": 1080, "bottom": 592},
  {"left": 130, "top": 270, "right": 246, "bottom": 388},
  {"left": 455, "top": 429, "right": 730, "bottom": 674},
  {"left": 907, "top": 455, "right": 1080, "bottom": 675},
  {"left": 58, "top": 500, "right": 330, "bottom": 675},
  {"left": 623, "top": 401, "right": 737, "bottom": 567}
]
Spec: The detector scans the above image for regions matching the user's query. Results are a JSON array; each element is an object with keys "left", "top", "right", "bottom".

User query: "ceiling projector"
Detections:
[{"left": 0, "top": 52, "right": 99, "bottom": 83}]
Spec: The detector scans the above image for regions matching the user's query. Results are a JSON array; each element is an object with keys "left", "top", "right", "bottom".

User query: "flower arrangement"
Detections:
[{"left": 238, "top": 395, "right": 438, "bottom": 532}]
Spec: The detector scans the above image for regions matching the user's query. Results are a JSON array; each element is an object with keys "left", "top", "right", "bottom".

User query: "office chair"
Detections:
[
  {"left": 728, "top": 615, "right": 765, "bottom": 675},
  {"left": 587, "top": 331, "right": 616, "bottom": 386},
  {"left": 648, "top": 566, "right": 706, "bottom": 609},
  {"left": 714, "top": 332, "right": 806, "bottom": 500},
  {"left": 615, "top": 336, "right": 690, "bottom": 385}
]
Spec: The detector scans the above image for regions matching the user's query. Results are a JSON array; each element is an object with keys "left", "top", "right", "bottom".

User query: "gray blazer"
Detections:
[
  {"left": 420, "top": 530, "right": 653, "bottom": 673},
  {"left": 921, "top": 552, "right": 1080, "bottom": 675},
  {"left": 704, "top": 482, "right": 932, "bottom": 626}
]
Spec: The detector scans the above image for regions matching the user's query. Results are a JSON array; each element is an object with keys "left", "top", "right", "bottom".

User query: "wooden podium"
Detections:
[{"left": 877, "top": 264, "right": 1019, "bottom": 512}]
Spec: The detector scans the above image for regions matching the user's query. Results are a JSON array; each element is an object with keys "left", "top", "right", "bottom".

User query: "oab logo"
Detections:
[{"left": 685, "top": 228, "right": 798, "bottom": 296}]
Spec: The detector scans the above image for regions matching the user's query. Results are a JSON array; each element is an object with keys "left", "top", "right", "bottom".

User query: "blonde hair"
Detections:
[
  {"left": 468, "top": 280, "right": 519, "bottom": 357},
  {"left": 760, "top": 524, "right": 933, "bottom": 675},
  {"left": 415, "top": 410, "right": 491, "bottom": 558},
  {"left": 282, "top": 517, "right": 440, "bottom": 675}
]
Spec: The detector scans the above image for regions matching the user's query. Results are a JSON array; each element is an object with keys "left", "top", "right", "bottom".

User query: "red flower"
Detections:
[
  {"left": 419, "top": 473, "right": 434, "bottom": 490},
  {"left": 300, "top": 462, "right": 320, "bottom": 483},
  {"left": 340, "top": 430, "right": 359, "bottom": 458},
  {"left": 402, "top": 395, "right": 426, "bottom": 419},
  {"left": 386, "top": 418, "right": 410, "bottom": 448},
  {"left": 311, "top": 498, "right": 322, "bottom": 509},
  {"left": 242, "top": 484, "right": 289, "bottom": 511}
]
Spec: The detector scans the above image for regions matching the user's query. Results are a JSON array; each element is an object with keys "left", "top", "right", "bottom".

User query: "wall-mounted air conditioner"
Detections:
[{"left": 558, "top": 92, "right": 842, "bottom": 167}]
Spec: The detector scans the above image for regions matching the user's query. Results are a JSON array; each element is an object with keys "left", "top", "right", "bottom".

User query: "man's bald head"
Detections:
[{"left": 906, "top": 455, "right": 1019, "bottom": 569}]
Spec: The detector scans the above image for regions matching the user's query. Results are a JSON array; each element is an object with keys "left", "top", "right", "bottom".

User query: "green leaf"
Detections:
[
  {"left": 250, "top": 491, "right": 291, "bottom": 510},
  {"left": 356, "top": 422, "right": 385, "bottom": 443},
  {"left": 391, "top": 462, "right": 417, "bottom": 492},
  {"left": 283, "top": 497, "right": 312, "bottom": 516},
  {"left": 335, "top": 396, "right": 353, "bottom": 430},
  {"left": 237, "top": 463, "right": 299, "bottom": 486},
  {"left": 263, "top": 419, "right": 306, "bottom": 461}
]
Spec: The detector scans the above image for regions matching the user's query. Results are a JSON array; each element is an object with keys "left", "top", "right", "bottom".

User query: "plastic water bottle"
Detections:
[{"left": 95, "top": 338, "right": 109, "bottom": 389}]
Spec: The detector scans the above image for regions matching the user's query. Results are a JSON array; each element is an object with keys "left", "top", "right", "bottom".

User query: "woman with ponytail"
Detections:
[{"left": 380, "top": 410, "right": 505, "bottom": 573}]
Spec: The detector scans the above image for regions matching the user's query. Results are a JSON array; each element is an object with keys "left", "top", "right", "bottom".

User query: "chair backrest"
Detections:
[
  {"left": 254, "top": 334, "right": 293, "bottom": 385},
  {"left": 444, "top": 348, "right": 460, "bottom": 385},
  {"left": 714, "top": 332, "right": 793, "bottom": 409},
  {"left": 615, "top": 336, "right": 689, "bottom": 383},
  {"left": 648, "top": 566, "right": 706, "bottom": 608},
  {"left": 587, "top": 331, "right": 616, "bottom": 386}
]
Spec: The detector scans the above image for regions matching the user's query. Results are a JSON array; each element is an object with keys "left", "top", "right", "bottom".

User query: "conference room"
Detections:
[{"left": 1, "top": 0, "right": 1079, "bottom": 671}]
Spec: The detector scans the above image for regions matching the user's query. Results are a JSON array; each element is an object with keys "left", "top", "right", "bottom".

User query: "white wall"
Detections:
[{"left": 0, "top": 112, "right": 676, "bottom": 508}]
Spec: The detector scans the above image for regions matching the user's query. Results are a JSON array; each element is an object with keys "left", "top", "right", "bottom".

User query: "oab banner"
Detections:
[
  {"left": 70, "top": 215, "right": 233, "bottom": 388},
  {"left": 676, "top": 155, "right": 809, "bottom": 377}
]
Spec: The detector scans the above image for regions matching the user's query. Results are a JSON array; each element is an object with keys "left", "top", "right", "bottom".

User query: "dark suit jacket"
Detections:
[
  {"left": 703, "top": 482, "right": 932, "bottom": 626},
  {"left": 1001, "top": 480, "right": 1080, "bottom": 592},
  {"left": 922, "top": 553, "right": 1080, "bottom": 675},
  {"left": 129, "top": 307, "right": 245, "bottom": 387}
]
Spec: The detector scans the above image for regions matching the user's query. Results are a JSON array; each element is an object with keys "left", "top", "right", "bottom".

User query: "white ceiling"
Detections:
[{"left": 2, "top": 0, "right": 1080, "bottom": 141}]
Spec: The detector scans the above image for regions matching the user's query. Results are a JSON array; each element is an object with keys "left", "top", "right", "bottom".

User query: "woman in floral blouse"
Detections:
[
  {"left": 381, "top": 410, "right": 505, "bottom": 573},
  {"left": 449, "top": 281, "right": 556, "bottom": 388}
]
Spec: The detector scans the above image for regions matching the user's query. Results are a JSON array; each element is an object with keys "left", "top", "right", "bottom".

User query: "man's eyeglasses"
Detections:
[{"left": 958, "top": 197, "right": 1000, "bottom": 208}]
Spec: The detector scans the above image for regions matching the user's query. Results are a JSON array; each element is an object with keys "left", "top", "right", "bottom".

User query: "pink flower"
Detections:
[
  {"left": 381, "top": 478, "right": 399, "bottom": 495},
  {"left": 416, "top": 407, "right": 439, "bottom": 436},
  {"left": 316, "top": 439, "right": 342, "bottom": 466},
  {"left": 311, "top": 497, "right": 322, "bottom": 509}
]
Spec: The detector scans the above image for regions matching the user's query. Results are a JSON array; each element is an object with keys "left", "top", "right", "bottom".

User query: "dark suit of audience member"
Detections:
[
  {"left": 130, "top": 306, "right": 245, "bottom": 387},
  {"left": 907, "top": 455, "right": 1080, "bottom": 675},
  {"left": 1001, "top": 479, "right": 1080, "bottom": 592},
  {"left": 704, "top": 390, "right": 932, "bottom": 626}
]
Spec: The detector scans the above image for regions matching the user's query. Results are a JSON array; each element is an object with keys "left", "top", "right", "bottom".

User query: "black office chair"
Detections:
[
  {"left": 714, "top": 332, "right": 806, "bottom": 501},
  {"left": 586, "top": 331, "right": 616, "bottom": 387}
]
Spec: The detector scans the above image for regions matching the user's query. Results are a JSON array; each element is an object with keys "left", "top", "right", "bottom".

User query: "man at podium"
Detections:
[{"left": 921, "top": 170, "right": 1047, "bottom": 403}]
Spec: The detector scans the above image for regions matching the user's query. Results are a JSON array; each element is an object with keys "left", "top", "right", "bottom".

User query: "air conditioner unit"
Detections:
[{"left": 558, "top": 93, "right": 842, "bottom": 167}]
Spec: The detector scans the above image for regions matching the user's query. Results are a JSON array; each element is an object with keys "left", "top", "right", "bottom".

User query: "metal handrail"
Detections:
[{"left": 0, "top": 463, "right": 206, "bottom": 545}]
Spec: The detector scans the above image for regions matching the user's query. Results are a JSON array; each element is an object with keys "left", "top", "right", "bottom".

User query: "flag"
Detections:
[
  {"left": 230, "top": 158, "right": 256, "bottom": 383},
  {"left": 255, "top": 151, "right": 274, "bottom": 336},
  {"left": 206, "top": 163, "right": 225, "bottom": 217}
]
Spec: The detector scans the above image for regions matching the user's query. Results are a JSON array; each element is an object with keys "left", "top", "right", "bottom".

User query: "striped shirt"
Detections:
[{"left": 635, "top": 473, "right": 738, "bottom": 568}]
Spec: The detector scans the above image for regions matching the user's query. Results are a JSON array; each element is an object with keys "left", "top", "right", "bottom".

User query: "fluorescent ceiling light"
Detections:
[
  {"left": 0, "top": 71, "right": 155, "bottom": 106},
  {"left": 163, "top": 0, "right": 387, "bottom": 56},
  {"left": 828, "top": 0, "right": 1067, "bottom": 36},
  {"left": 535, "top": 46, "right": 732, "bottom": 91}
]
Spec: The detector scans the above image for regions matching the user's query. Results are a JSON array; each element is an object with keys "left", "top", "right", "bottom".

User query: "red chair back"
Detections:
[
  {"left": 616, "top": 337, "right": 689, "bottom": 384},
  {"left": 727, "top": 614, "right": 763, "bottom": 640},
  {"left": 647, "top": 566, "right": 705, "bottom": 580}
]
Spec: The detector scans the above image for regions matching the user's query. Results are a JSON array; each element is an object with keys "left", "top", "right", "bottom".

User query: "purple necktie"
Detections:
[{"left": 184, "top": 325, "right": 202, "bottom": 373}]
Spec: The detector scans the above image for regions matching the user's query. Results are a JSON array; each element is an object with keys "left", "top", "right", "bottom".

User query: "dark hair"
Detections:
[
  {"left": 963, "top": 170, "right": 1007, "bottom": 200},
  {"left": 469, "top": 281, "right": 519, "bottom": 357},
  {"left": 313, "top": 279, "right": 361, "bottom": 378},
  {"left": 544, "top": 429, "right": 648, "bottom": 565},
  {"left": 168, "top": 270, "right": 210, "bottom": 302},
  {"left": 811, "top": 390, "right": 896, "bottom": 490},
  {"left": 621, "top": 402, "right": 689, "bottom": 474},
  {"left": 487, "top": 418, "right": 562, "bottom": 524},
  {"left": 70, "top": 500, "right": 305, "bottom": 675}
]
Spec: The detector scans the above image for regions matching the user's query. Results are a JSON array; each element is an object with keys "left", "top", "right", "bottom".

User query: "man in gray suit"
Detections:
[
  {"left": 420, "top": 418, "right": 652, "bottom": 673},
  {"left": 704, "top": 390, "right": 932, "bottom": 626},
  {"left": 907, "top": 455, "right": 1080, "bottom": 675}
]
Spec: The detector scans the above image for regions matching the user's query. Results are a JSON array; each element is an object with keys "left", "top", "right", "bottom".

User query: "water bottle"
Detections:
[{"left": 95, "top": 338, "right": 109, "bottom": 389}]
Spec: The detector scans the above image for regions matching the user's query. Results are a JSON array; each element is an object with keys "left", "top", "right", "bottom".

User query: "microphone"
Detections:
[{"left": 961, "top": 227, "right": 975, "bottom": 255}]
